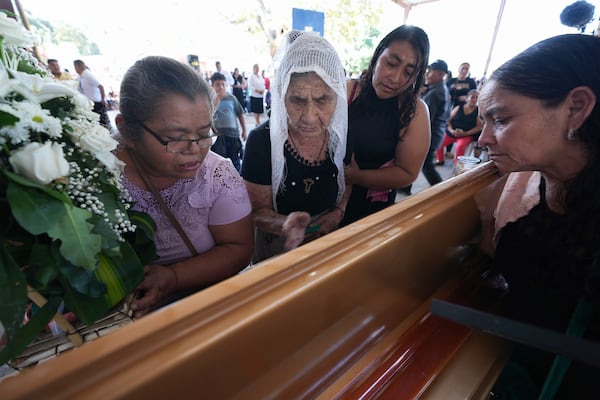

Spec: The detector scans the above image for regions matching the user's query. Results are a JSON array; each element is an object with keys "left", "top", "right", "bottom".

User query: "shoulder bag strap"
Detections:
[{"left": 127, "top": 149, "right": 199, "bottom": 257}]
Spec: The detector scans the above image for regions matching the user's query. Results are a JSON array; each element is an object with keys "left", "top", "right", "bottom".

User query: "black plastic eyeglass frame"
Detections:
[{"left": 141, "top": 123, "right": 218, "bottom": 152}]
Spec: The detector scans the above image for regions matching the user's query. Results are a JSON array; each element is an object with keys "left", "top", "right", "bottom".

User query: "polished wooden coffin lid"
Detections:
[{"left": 2, "top": 162, "right": 511, "bottom": 399}]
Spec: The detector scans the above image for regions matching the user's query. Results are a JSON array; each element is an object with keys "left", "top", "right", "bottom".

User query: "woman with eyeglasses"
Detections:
[{"left": 114, "top": 56, "right": 254, "bottom": 317}]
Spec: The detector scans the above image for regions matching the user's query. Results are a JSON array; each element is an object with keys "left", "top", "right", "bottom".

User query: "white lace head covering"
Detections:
[{"left": 270, "top": 31, "right": 348, "bottom": 211}]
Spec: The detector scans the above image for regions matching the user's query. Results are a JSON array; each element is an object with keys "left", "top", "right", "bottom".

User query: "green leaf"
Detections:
[
  {"left": 7, "top": 181, "right": 101, "bottom": 270},
  {"left": 51, "top": 205, "right": 102, "bottom": 269},
  {"left": 95, "top": 252, "right": 124, "bottom": 305},
  {"left": 0, "top": 109, "right": 19, "bottom": 126},
  {"left": 60, "top": 243, "right": 144, "bottom": 325},
  {"left": 129, "top": 210, "right": 157, "bottom": 238},
  {"left": 90, "top": 215, "right": 120, "bottom": 248},
  {"left": 0, "top": 296, "right": 61, "bottom": 365},
  {"left": 125, "top": 210, "right": 157, "bottom": 265},
  {"left": 27, "top": 242, "right": 60, "bottom": 288},
  {"left": 58, "top": 262, "right": 106, "bottom": 298},
  {"left": 41, "top": 96, "right": 75, "bottom": 117},
  {"left": 97, "top": 243, "right": 144, "bottom": 306},
  {"left": 2, "top": 169, "right": 72, "bottom": 204},
  {"left": 0, "top": 241, "right": 28, "bottom": 358},
  {"left": 3, "top": 231, "right": 34, "bottom": 267},
  {"left": 61, "top": 276, "right": 109, "bottom": 326}
]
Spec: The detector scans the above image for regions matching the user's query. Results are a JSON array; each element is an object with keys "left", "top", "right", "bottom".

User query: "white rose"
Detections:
[
  {"left": 0, "top": 12, "right": 35, "bottom": 47},
  {"left": 79, "top": 125, "right": 118, "bottom": 154},
  {"left": 9, "top": 141, "right": 70, "bottom": 184}
]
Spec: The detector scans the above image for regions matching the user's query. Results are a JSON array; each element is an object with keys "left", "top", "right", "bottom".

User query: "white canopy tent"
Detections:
[{"left": 390, "top": 0, "right": 507, "bottom": 78}]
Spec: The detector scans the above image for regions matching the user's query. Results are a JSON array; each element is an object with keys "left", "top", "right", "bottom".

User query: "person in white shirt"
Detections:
[
  {"left": 73, "top": 59, "right": 111, "bottom": 129},
  {"left": 248, "top": 63, "right": 265, "bottom": 126}
]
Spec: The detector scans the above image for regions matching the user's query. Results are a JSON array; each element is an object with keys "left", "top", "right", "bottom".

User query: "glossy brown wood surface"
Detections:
[{"left": 2, "top": 162, "right": 510, "bottom": 400}]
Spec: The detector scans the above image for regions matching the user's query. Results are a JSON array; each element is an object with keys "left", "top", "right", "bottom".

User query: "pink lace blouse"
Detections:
[{"left": 122, "top": 152, "right": 252, "bottom": 265}]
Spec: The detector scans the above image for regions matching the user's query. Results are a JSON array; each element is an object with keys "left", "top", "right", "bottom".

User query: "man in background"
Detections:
[
  {"left": 47, "top": 59, "right": 73, "bottom": 81},
  {"left": 421, "top": 59, "right": 451, "bottom": 186},
  {"left": 73, "top": 59, "right": 111, "bottom": 129}
]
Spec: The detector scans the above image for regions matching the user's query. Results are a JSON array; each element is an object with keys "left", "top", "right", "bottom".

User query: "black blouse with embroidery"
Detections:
[{"left": 241, "top": 123, "right": 339, "bottom": 216}]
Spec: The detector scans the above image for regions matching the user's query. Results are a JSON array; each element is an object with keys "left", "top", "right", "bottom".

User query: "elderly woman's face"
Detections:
[
  {"left": 285, "top": 72, "right": 336, "bottom": 138},
  {"left": 133, "top": 93, "right": 213, "bottom": 181},
  {"left": 478, "top": 81, "right": 570, "bottom": 174},
  {"left": 372, "top": 40, "right": 418, "bottom": 99}
]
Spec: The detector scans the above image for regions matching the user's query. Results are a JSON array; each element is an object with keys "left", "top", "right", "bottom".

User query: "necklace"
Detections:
[{"left": 286, "top": 132, "right": 328, "bottom": 167}]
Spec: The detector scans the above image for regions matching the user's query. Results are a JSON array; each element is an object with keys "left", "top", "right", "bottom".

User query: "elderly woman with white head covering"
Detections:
[{"left": 241, "top": 31, "right": 351, "bottom": 263}]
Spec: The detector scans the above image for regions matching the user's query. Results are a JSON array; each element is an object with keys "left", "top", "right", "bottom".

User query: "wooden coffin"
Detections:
[{"left": 2, "top": 162, "right": 512, "bottom": 399}]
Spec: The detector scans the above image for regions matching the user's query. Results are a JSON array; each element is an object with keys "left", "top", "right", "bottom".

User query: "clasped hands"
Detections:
[{"left": 282, "top": 209, "right": 343, "bottom": 251}]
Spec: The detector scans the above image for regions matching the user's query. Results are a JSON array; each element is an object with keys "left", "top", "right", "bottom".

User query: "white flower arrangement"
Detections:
[{"left": 0, "top": 10, "right": 156, "bottom": 363}]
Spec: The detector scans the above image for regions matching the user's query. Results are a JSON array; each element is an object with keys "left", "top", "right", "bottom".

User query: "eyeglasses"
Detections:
[{"left": 141, "top": 123, "right": 218, "bottom": 153}]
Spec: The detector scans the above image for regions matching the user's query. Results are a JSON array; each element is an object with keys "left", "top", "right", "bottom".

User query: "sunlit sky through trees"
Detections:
[{"left": 19, "top": 0, "right": 595, "bottom": 90}]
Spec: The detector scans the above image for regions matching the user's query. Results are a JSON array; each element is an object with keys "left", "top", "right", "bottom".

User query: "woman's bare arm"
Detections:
[
  {"left": 130, "top": 215, "right": 254, "bottom": 317},
  {"left": 346, "top": 99, "right": 431, "bottom": 190}
]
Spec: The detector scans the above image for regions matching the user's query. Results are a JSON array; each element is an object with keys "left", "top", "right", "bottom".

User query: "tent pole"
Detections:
[
  {"left": 13, "top": 0, "right": 42, "bottom": 62},
  {"left": 482, "top": 0, "right": 507, "bottom": 81}
]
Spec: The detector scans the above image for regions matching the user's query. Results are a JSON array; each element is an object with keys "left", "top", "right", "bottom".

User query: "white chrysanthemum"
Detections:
[
  {"left": 0, "top": 12, "right": 35, "bottom": 47},
  {"left": 64, "top": 98, "right": 98, "bottom": 122},
  {"left": 0, "top": 60, "right": 9, "bottom": 80},
  {"left": 63, "top": 117, "right": 89, "bottom": 141},
  {"left": 81, "top": 108, "right": 100, "bottom": 123},
  {"left": 65, "top": 117, "right": 87, "bottom": 131},
  {"left": 0, "top": 102, "right": 29, "bottom": 144},
  {"left": 0, "top": 119, "right": 30, "bottom": 144},
  {"left": 13, "top": 101, "right": 62, "bottom": 137},
  {"left": 0, "top": 102, "right": 18, "bottom": 118},
  {"left": 0, "top": 74, "right": 34, "bottom": 100}
]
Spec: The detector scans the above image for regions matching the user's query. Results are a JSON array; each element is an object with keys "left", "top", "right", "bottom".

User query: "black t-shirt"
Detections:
[
  {"left": 241, "top": 122, "right": 340, "bottom": 215},
  {"left": 446, "top": 77, "right": 477, "bottom": 107},
  {"left": 343, "top": 87, "right": 401, "bottom": 225}
]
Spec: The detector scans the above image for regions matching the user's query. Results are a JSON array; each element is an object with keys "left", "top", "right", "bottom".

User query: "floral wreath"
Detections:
[{"left": 0, "top": 11, "right": 156, "bottom": 364}]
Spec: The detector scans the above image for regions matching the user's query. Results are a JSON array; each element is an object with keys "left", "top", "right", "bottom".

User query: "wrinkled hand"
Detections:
[
  {"left": 344, "top": 156, "right": 360, "bottom": 185},
  {"left": 130, "top": 264, "right": 177, "bottom": 318},
  {"left": 281, "top": 211, "right": 311, "bottom": 251},
  {"left": 307, "top": 210, "right": 343, "bottom": 241}
]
